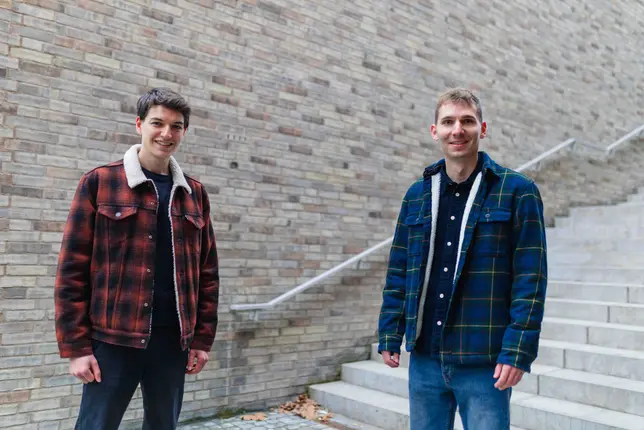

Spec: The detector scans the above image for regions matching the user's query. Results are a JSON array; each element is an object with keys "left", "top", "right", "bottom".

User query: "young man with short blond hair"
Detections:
[{"left": 378, "top": 88, "right": 547, "bottom": 429}]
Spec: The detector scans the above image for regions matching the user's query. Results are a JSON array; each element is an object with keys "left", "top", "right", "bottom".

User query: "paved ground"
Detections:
[{"left": 178, "top": 412, "right": 334, "bottom": 430}]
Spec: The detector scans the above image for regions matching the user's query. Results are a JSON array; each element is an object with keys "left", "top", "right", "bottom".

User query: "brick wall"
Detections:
[{"left": 1, "top": 0, "right": 643, "bottom": 427}]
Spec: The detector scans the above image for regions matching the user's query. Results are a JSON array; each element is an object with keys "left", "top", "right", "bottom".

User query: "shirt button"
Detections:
[
  {"left": 141, "top": 339, "right": 145, "bottom": 344},
  {"left": 450, "top": 216, "right": 455, "bottom": 221},
  {"left": 437, "top": 321, "right": 442, "bottom": 326},
  {"left": 485, "top": 213, "right": 490, "bottom": 218},
  {"left": 443, "top": 267, "right": 448, "bottom": 272},
  {"left": 115, "top": 212, "right": 121, "bottom": 218},
  {"left": 439, "top": 294, "right": 444, "bottom": 299},
  {"left": 147, "top": 268, "right": 151, "bottom": 273},
  {"left": 455, "top": 193, "right": 460, "bottom": 197},
  {"left": 148, "top": 235, "right": 153, "bottom": 239},
  {"left": 447, "top": 242, "right": 452, "bottom": 246},
  {"left": 144, "top": 303, "right": 149, "bottom": 307}
]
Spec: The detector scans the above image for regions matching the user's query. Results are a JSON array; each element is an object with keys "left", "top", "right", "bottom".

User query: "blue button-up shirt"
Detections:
[{"left": 416, "top": 159, "right": 482, "bottom": 355}]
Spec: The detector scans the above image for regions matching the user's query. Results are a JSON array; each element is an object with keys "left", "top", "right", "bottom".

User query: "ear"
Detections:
[
  {"left": 135, "top": 117, "right": 143, "bottom": 136},
  {"left": 480, "top": 121, "right": 487, "bottom": 139},
  {"left": 430, "top": 124, "right": 439, "bottom": 141}
]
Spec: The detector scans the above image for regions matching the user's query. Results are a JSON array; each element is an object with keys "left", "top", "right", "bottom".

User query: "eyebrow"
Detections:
[
  {"left": 149, "top": 117, "right": 184, "bottom": 125},
  {"left": 440, "top": 115, "right": 476, "bottom": 120}
]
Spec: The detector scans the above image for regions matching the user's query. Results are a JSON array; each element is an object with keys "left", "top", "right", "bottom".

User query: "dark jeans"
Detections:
[
  {"left": 409, "top": 351, "right": 511, "bottom": 430},
  {"left": 75, "top": 327, "right": 188, "bottom": 430}
]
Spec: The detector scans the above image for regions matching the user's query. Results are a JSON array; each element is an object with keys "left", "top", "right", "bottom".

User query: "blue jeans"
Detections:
[
  {"left": 409, "top": 352, "right": 511, "bottom": 430},
  {"left": 74, "top": 327, "right": 188, "bottom": 430}
]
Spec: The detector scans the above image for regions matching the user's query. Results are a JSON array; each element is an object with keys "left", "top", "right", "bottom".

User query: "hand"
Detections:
[
  {"left": 382, "top": 351, "right": 400, "bottom": 368},
  {"left": 70, "top": 355, "right": 101, "bottom": 384},
  {"left": 186, "top": 349, "right": 209, "bottom": 374},
  {"left": 493, "top": 363, "right": 524, "bottom": 390}
]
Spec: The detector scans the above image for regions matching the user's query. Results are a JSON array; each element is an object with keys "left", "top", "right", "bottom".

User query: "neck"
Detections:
[
  {"left": 445, "top": 155, "right": 478, "bottom": 183},
  {"left": 138, "top": 148, "right": 170, "bottom": 175}
]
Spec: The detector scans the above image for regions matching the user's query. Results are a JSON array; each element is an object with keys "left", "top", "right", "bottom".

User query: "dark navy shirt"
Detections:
[
  {"left": 142, "top": 168, "right": 178, "bottom": 328},
  {"left": 416, "top": 158, "right": 482, "bottom": 355}
]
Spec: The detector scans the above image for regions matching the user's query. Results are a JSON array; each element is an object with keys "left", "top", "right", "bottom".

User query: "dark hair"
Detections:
[
  {"left": 434, "top": 88, "right": 483, "bottom": 123},
  {"left": 137, "top": 88, "right": 191, "bottom": 129}
]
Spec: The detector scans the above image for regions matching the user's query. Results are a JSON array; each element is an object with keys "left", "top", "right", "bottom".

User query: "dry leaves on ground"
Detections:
[
  {"left": 277, "top": 394, "right": 334, "bottom": 423},
  {"left": 240, "top": 412, "right": 266, "bottom": 421}
]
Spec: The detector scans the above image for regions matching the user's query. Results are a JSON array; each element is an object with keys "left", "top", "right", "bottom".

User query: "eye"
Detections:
[
  {"left": 464, "top": 118, "right": 475, "bottom": 124},
  {"left": 172, "top": 125, "right": 183, "bottom": 130},
  {"left": 151, "top": 121, "right": 161, "bottom": 126},
  {"left": 442, "top": 119, "right": 453, "bottom": 125}
]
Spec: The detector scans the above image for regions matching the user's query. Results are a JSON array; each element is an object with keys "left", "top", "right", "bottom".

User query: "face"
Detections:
[
  {"left": 431, "top": 101, "right": 486, "bottom": 162},
  {"left": 136, "top": 105, "right": 187, "bottom": 162}
]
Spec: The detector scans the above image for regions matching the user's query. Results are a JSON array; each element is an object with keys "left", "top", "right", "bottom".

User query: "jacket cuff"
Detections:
[
  {"left": 59, "top": 342, "right": 93, "bottom": 359},
  {"left": 496, "top": 350, "right": 533, "bottom": 373},
  {"left": 377, "top": 334, "right": 403, "bottom": 355},
  {"left": 190, "top": 336, "right": 214, "bottom": 352}
]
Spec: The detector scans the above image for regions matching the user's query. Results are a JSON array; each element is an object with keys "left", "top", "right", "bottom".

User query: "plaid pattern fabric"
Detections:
[
  {"left": 378, "top": 152, "right": 547, "bottom": 372},
  {"left": 55, "top": 149, "right": 219, "bottom": 358}
]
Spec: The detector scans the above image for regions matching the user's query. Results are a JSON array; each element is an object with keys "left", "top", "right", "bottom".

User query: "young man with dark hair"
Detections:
[
  {"left": 378, "top": 88, "right": 547, "bottom": 429},
  {"left": 55, "top": 88, "right": 220, "bottom": 430}
]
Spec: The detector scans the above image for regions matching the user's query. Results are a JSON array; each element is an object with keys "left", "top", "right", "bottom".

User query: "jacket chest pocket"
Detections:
[
  {"left": 472, "top": 208, "right": 512, "bottom": 257},
  {"left": 405, "top": 214, "right": 425, "bottom": 257},
  {"left": 181, "top": 213, "right": 205, "bottom": 252},
  {"left": 97, "top": 205, "right": 139, "bottom": 245}
]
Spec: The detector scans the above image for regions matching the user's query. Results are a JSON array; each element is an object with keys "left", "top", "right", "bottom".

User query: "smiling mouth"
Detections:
[{"left": 155, "top": 141, "right": 174, "bottom": 147}]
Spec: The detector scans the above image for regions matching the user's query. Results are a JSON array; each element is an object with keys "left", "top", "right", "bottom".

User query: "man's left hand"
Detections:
[
  {"left": 186, "top": 349, "right": 209, "bottom": 374},
  {"left": 493, "top": 363, "right": 524, "bottom": 390}
]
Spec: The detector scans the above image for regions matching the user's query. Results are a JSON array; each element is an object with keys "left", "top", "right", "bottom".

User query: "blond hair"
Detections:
[{"left": 434, "top": 88, "right": 483, "bottom": 123}]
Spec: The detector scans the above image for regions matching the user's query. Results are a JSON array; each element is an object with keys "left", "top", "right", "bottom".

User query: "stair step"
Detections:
[
  {"left": 547, "top": 280, "right": 644, "bottom": 304},
  {"left": 547, "top": 238, "right": 644, "bottom": 253},
  {"left": 545, "top": 298, "right": 644, "bottom": 325},
  {"left": 311, "top": 370, "right": 644, "bottom": 429},
  {"left": 309, "top": 381, "right": 409, "bottom": 430},
  {"left": 548, "top": 250, "right": 644, "bottom": 266},
  {"left": 309, "top": 381, "right": 528, "bottom": 430},
  {"left": 541, "top": 317, "right": 644, "bottom": 351},
  {"left": 346, "top": 360, "right": 644, "bottom": 418},
  {"left": 537, "top": 339, "right": 644, "bottom": 382},
  {"left": 548, "top": 265, "right": 644, "bottom": 283}
]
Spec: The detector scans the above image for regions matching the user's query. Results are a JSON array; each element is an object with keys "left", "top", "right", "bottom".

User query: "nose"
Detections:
[
  {"left": 452, "top": 121, "right": 464, "bottom": 135},
  {"left": 160, "top": 125, "right": 172, "bottom": 139}
]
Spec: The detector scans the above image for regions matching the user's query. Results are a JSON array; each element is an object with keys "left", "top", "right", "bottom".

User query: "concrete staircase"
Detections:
[
  {"left": 527, "top": 135, "right": 644, "bottom": 225},
  {"left": 310, "top": 188, "right": 644, "bottom": 430}
]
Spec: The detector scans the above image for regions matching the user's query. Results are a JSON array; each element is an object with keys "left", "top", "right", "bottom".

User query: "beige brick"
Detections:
[
  {"left": 85, "top": 53, "right": 120, "bottom": 69},
  {"left": 10, "top": 48, "right": 53, "bottom": 64}
]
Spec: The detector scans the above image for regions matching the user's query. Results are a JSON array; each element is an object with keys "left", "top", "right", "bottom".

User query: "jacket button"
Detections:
[
  {"left": 144, "top": 303, "right": 149, "bottom": 307},
  {"left": 141, "top": 339, "right": 145, "bottom": 344}
]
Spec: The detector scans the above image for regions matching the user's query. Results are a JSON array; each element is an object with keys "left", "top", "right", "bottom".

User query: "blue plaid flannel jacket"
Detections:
[{"left": 378, "top": 152, "right": 547, "bottom": 372}]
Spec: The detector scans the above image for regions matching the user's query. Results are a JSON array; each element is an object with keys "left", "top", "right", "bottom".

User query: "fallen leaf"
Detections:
[{"left": 240, "top": 412, "right": 266, "bottom": 421}]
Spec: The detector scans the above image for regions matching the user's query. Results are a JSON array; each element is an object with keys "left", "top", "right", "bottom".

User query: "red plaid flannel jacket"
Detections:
[{"left": 55, "top": 144, "right": 219, "bottom": 358}]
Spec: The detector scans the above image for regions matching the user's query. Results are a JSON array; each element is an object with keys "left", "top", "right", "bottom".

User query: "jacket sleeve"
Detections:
[
  {"left": 377, "top": 194, "right": 410, "bottom": 355},
  {"left": 55, "top": 172, "right": 97, "bottom": 358},
  {"left": 497, "top": 181, "right": 548, "bottom": 372},
  {"left": 190, "top": 186, "right": 220, "bottom": 352}
]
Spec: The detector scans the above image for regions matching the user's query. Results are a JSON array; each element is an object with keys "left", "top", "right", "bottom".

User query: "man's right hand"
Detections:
[
  {"left": 70, "top": 355, "right": 101, "bottom": 384},
  {"left": 382, "top": 351, "right": 400, "bottom": 368}
]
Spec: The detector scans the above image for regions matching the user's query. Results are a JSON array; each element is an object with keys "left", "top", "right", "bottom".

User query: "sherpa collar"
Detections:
[{"left": 123, "top": 144, "right": 192, "bottom": 195}]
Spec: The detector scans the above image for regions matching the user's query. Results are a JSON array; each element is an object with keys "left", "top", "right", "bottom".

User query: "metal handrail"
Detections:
[
  {"left": 230, "top": 125, "right": 644, "bottom": 312},
  {"left": 606, "top": 124, "right": 644, "bottom": 153},
  {"left": 230, "top": 237, "right": 394, "bottom": 311}
]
